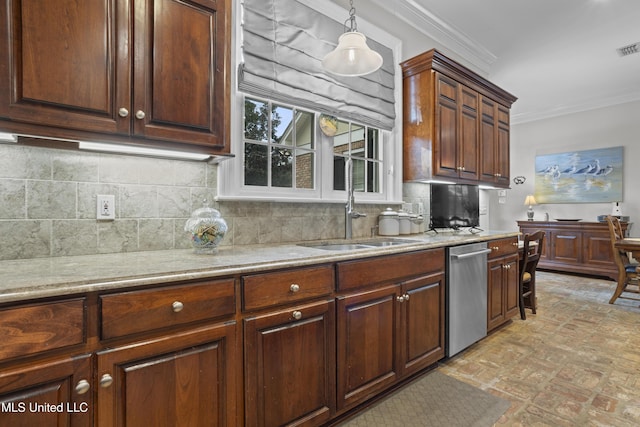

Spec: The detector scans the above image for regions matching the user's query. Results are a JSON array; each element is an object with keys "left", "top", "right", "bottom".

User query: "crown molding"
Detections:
[
  {"left": 368, "top": 0, "right": 496, "bottom": 74},
  {"left": 511, "top": 92, "right": 640, "bottom": 125}
]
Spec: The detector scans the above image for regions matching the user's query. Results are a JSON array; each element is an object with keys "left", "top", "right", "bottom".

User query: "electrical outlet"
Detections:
[{"left": 96, "top": 195, "right": 115, "bottom": 220}]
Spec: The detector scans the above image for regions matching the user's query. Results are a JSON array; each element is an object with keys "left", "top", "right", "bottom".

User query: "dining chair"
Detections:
[
  {"left": 606, "top": 215, "right": 639, "bottom": 304},
  {"left": 519, "top": 230, "right": 545, "bottom": 320}
]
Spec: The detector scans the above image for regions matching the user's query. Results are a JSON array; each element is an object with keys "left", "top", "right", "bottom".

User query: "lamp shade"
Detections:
[
  {"left": 322, "top": 31, "right": 383, "bottom": 77},
  {"left": 524, "top": 195, "right": 537, "bottom": 206}
]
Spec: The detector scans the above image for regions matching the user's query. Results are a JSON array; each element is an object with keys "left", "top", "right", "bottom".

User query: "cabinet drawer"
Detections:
[
  {"left": 0, "top": 298, "right": 86, "bottom": 360},
  {"left": 337, "top": 249, "right": 445, "bottom": 291},
  {"left": 100, "top": 279, "right": 235, "bottom": 340},
  {"left": 488, "top": 237, "right": 518, "bottom": 259},
  {"left": 242, "top": 265, "right": 334, "bottom": 311}
]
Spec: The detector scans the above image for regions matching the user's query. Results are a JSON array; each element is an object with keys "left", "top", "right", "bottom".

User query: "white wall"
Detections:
[{"left": 489, "top": 100, "right": 640, "bottom": 237}]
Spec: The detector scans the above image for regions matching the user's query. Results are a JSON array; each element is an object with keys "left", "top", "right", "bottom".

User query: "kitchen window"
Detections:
[
  {"left": 243, "top": 98, "right": 316, "bottom": 190},
  {"left": 331, "top": 119, "right": 382, "bottom": 194},
  {"left": 222, "top": 96, "right": 388, "bottom": 202}
]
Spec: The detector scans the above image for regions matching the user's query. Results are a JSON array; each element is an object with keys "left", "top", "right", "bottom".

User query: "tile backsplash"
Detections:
[{"left": 0, "top": 144, "right": 389, "bottom": 261}]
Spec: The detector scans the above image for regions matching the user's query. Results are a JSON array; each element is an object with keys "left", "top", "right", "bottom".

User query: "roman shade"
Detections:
[{"left": 239, "top": 0, "right": 396, "bottom": 130}]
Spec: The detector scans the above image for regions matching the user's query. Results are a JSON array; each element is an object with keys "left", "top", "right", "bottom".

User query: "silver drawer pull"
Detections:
[
  {"left": 100, "top": 374, "right": 113, "bottom": 388},
  {"left": 292, "top": 310, "right": 302, "bottom": 320},
  {"left": 172, "top": 301, "right": 184, "bottom": 313},
  {"left": 290, "top": 284, "right": 300, "bottom": 293},
  {"left": 75, "top": 379, "right": 90, "bottom": 395}
]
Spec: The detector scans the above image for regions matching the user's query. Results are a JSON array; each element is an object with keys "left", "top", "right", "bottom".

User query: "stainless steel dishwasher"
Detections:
[{"left": 446, "top": 242, "right": 492, "bottom": 357}]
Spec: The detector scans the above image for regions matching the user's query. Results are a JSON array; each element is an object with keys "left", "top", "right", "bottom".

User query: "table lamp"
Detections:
[{"left": 524, "top": 195, "right": 537, "bottom": 221}]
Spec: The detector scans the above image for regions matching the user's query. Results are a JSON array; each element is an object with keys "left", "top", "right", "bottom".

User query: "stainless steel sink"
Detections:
[
  {"left": 300, "top": 238, "right": 418, "bottom": 251},
  {"left": 362, "top": 238, "right": 417, "bottom": 247},
  {"left": 302, "top": 243, "right": 371, "bottom": 251}
]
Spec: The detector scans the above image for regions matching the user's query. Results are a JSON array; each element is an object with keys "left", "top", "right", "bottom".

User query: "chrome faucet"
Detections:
[{"left": 345, "top": 158, "right": 366, "bottom": 239}]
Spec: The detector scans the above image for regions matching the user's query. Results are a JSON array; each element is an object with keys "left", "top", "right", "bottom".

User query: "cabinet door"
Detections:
[
  {"left": 583, "top": 231, "right": 614, "bottom": 268},
  {"left": 487, "top": 258, "right": 506, "bottom": 331},
  {"left": 336, "top": 285, "right": 400, "bottom": 411},
  {"left": 495, "top": 106, "right": 511, "bottom": 187},
  {"left": 399, "top": 273, "right": 445, "bottom": 377},
  {"left": 504, "top": 254, "right": 520, "bottom": 319},
  {"left": 1, "top": 0, "right": 128, "bottom": 133},
  {"left": 550, "top": 231, "right": 582, "bottom": 264},
  {"left": 134, "top": 0, "right": 229, "bottom": 149},
  {"left": 244, "top": 299, "right": 335, "bottom": 427},
  {"left": 433, "top": 73, "right": 459, "bottom": 179},
  {"left": 0, "top": 354, "right": 92, "bottom": 427},
  {"left": 97, "top": 322, "right": 237, "bottom": 427},
  {"left": 479, "top": 96, "right": 497, "bottom": 182},
  {"left": 459, "top": 86, "right": 480, "bottom": 181}
]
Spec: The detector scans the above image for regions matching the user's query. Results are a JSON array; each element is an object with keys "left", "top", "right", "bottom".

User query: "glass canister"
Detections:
[{"left": 184, "top": 200, "right": 228, "bottom": 254}]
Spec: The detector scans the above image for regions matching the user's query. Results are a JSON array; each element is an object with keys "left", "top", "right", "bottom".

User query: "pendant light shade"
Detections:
[
  {"left": 322, "top": 32, "right": 383, "bottom": 76},
  {"left": 322, "top": 0, "right": 383, "bottom": 77}
]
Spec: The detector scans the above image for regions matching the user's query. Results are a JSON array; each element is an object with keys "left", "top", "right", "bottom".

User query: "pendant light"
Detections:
[{"left": 322, "top": 0, "right": 383, "bottom": 77}]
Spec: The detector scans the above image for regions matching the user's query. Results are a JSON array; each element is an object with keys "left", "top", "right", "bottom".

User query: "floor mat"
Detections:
[{"left": 338, "top": 370, "right": 510, "bottom": 427}]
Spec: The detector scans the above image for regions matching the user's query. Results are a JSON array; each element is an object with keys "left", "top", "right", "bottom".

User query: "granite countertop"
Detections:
[{"left": 0, "top": 230, "right": 518, "bottom": 304}]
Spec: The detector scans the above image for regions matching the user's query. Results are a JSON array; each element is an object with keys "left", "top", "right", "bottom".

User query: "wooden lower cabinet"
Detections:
[
  {"left": 0, "top": 247, "right": 453, "bottom": 426},
  {"left": 0, "top": 354, "right": 93, "bottom": 427},
  {"left": 487, "top": 238, "right": 519, "bottom": 332},
  {"left": 336, "top": 271, "right": 445, "bottom": 412},
  {"left": 96, "top": 322, "right": 236, "bottom": 427},
  {"left": 336, "top": 285, "right": 399, "bottom": 411},
  {"left": 400, "top": 273, "right": 446, "bottom": 376},
  {"left": 244, "top": 299, "right": 336, "bottom": 427}
]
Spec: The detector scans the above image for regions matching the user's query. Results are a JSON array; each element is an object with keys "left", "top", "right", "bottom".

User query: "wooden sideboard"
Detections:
[{"left": 517, "top": 221, "right": 630, "bottom": 280}]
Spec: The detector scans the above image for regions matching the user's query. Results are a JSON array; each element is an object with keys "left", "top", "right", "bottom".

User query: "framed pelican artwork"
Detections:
[{"left": 534, "top": 146, "right": 623, "bottom": 203}]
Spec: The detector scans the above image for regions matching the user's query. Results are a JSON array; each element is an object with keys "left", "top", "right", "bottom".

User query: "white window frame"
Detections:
[{"left": 217, "top": 0, "right": 403, "bottom": 204}]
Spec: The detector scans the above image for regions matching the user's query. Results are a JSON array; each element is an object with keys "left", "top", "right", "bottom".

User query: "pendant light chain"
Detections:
[{"left": 346, "top": 0, "right": 358, "bottom": 32}]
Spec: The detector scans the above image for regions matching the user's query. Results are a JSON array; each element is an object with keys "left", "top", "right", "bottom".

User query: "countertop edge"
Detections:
[{"left": 0, "top": 231, "right": 519, "bottom": 304}]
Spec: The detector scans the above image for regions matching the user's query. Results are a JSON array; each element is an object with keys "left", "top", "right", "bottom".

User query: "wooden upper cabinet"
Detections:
[
  {"left": 433, "top": 73, "right": 459, "bottom": 179},
  {"left": 459, "top": 85, "right": 480, "bottom": 181},
  {"left": 2, "top": 0, "right": 124, "bottom": 133},
  {"left": 427, "top": 73, "right": 480, "bottom": 181},
  {"left": 401, "top": 49, "right": 516, "bottom": 187},
  {"left": 0, "top": 0, "right": 230, "bottom": 153}
]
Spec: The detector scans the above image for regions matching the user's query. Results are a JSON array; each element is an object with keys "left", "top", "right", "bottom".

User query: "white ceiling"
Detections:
[{"left": 331, "top": 0, "right": 640, "bottom": 124}]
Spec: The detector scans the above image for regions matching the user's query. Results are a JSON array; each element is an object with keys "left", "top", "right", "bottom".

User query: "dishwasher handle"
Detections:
[{"left": 450, "top": 248, "right": 492, "bottom": 260}]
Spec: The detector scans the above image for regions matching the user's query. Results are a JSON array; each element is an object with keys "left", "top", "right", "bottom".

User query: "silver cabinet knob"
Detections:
[
  {"left": 492, "top": 246, "right": 499, "bottom": 251},
  {"left": 292, "top": 310, "right": 302, "bottom": 320},
  {"left": 290, "top": 284, "right": 300, "bottom": 293},
  {"left": 135, "top": 110, "right": 146, "bottom": 119},
  {"left": 100, "top": 374, "right": 113, "bottom": 388},
  {"left": 397, "top": 295, "right": 405, "bottom": 302},
  {"left": 75, "top": 379, "right": 90, "bottom": 395},
  {"left": 172, "top": 301, "right": 184, "bottom": 313},
  {"left": 404, "top": 293, "right": 410, "bottom": 301},
  {"left": 118, "top": 107, "right": 129, "bottom": 117}
]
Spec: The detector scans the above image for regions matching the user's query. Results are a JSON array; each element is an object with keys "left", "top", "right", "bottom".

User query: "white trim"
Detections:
[
  {"left": 512, "top": 92, "right": 640, "bottom": 125},
  {"left": 367, "top": 0, "right": 496, "bottom": 74}
]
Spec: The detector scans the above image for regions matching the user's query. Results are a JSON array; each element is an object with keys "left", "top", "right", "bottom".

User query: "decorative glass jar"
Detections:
[{"left": 184, "top": 200, "right": 228, "bottom": 254}]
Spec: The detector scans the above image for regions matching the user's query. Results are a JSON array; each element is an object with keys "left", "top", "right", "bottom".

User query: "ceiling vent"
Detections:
[{"left": 617, "top": 42, "right": 639, "bottom": 57}]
